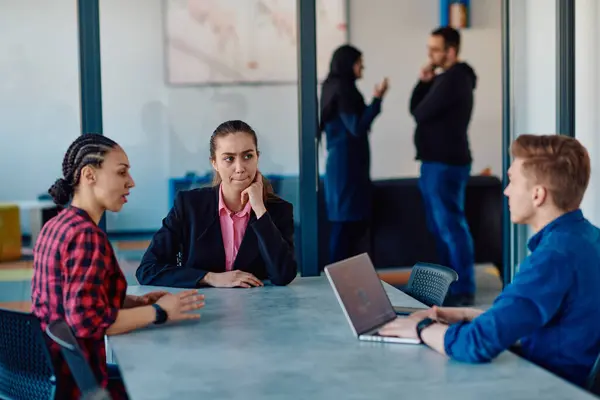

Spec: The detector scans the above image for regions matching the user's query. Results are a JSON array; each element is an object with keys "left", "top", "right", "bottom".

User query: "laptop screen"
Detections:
[{"left": 326, "top": 254, "right": 397, "bottom": 335}]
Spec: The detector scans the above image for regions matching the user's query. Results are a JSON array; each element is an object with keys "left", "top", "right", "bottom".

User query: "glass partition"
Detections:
[{"left": 0, "top": 0, "right": 80, "bottom": 309}]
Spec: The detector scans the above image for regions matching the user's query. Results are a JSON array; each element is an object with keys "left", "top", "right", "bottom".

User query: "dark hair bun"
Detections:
[{"left": 48, "top": 178, "right": 73, "bottom": 206}]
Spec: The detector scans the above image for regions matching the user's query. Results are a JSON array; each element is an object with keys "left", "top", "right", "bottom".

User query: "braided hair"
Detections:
[{"left": 48, "top": 134, "right": 118, "bottom": 206}]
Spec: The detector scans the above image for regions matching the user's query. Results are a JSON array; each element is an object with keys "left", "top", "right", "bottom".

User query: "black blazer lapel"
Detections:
[
  {"left": 195, "top": 206, "right": 226, "bottom": 271},
  {"left": 232, "top": 212, "right": 260, "bottom": 271}
]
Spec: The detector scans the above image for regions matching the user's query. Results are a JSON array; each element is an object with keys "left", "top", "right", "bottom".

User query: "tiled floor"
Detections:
[{"left": 0, "top": 240, "right": 503, "bottom": 311}]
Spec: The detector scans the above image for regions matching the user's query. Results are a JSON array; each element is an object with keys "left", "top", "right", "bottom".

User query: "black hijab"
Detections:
[{"left": 319, "top": 45, "right": 366, "bottom": 136}]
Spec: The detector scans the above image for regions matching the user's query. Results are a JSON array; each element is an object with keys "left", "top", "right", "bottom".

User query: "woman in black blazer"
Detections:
[{"left": 136, "top": 120, "right": 297, "bottom": 288}]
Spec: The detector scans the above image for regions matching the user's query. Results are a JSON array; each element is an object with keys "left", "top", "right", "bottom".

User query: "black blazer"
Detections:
[{"left": 136, "top": 187, "right": 297, "bottom": 288}]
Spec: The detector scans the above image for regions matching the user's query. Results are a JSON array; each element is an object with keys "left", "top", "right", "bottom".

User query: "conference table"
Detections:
[{"left": 108, "top": 277, "right": 596, "bottom": 399}]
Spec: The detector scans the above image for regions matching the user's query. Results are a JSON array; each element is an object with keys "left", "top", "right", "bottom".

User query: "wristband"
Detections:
[{"left": 416, "top": 317, "right": 437, "bottom": 343}]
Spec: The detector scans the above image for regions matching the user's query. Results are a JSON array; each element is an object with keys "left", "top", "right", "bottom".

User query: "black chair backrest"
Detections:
[
  {"left": 587, "top": 350, "right": 600, "bottom": 396},
  {"left": 0, "top": 308, "right": 56, "bottom": 400},
  {"left": 405, "top": 262, "right": 459, "bottom": 307},
  {"left": 45, "top": 320, "right": 102, "bottom": 398}
]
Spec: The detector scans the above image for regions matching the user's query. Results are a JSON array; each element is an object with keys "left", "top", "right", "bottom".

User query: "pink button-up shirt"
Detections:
[{"left": 219, "top": 185, "right": 252, "bottom": 271}]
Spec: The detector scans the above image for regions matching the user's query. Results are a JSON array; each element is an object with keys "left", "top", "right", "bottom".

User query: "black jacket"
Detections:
[
  {"left": 410, "top": 62, "right": 476, "bottom": 166},
  {"left": 136, "top": 187, "right": 297, "bottom": 287}
]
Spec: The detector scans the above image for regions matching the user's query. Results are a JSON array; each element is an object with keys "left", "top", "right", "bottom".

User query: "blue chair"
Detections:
[
  {"left": 168, "top": 172, "right": 213, "bottom": 207},
  {"left": 0, "top": 309, "right": 56, "bottom": 400},
  {"left": 404, "top": 262, "right": 459, "bottom": 307},
  {"left": 45, "top": 320, "right": 110, "bottom": 400}
]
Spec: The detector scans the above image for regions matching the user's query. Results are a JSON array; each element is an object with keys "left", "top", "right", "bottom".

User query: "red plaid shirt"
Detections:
[{"left": 32, "top": 206, "right": 128, "bottom": 400}]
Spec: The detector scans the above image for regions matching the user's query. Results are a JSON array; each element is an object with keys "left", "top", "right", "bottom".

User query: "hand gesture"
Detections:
[
  {"left": 373, "top": 77, "right": 389, "bottom": 98},
  {"left": 241, "top": 172, "right": 267, "bottom": 218},
  {"left": 204, "top": 271, "right": 264, "bottom": 288},
  {"left": 155, "top": 289, "right": 205, "bottom": 322},
  {"left": 419, "top": 63, "right": 435, "bottom": 82}
]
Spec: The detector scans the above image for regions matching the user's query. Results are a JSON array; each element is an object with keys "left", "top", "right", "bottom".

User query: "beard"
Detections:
[{"left": 432, "top": 54, "right": 448, "bottom": 69}]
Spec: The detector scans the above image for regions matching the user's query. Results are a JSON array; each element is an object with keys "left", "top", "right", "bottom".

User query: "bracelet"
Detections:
[
  {"left": 416, "top": 317, "right": 437, "bottom": 343},
  {"left": 151, "top": 303, "right": 168, "bottom": 325}
]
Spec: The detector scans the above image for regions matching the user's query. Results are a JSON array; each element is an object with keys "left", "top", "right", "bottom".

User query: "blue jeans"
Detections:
[{"left": 419, "top": 162, "right": 475, "bottom": 295}]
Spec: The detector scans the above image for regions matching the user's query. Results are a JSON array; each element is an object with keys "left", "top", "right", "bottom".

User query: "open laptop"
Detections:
[{"left": 325, "top": 253, "right": 422, "bottom": 344}]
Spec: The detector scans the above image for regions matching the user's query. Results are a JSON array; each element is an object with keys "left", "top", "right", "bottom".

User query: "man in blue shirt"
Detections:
[{"left": 379, "top": 134, "right": 600, "bottom": 388}]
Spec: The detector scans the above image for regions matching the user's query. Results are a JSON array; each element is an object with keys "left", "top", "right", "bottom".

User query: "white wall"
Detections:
[
  {"left": 0, "top": 0, "right": 80, "bottom": 234},
  {"left": 507, "top": 0, "right": 558, "bottom": 256},
  {"left": 575, "top": 0, "right": 600, "bottom": 227},
  {"left": 520, "top": 0, "right": 557, "bottom": 136},
  {"left": 509, "top": 0, "right": 557, "bottom": 138},
  {"left": 351, "top": 0, "right": 502, "bottom": 179},
  {"left": 0, "top": 0, "right": 503, "bottom": 233}
]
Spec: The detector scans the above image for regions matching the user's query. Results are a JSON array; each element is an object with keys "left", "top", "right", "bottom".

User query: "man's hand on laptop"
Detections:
[
  {"left": 379, "top": 306, "right": 485, "bottom": 339},
  {"left": 378, "top": 316, "right": 419, "bottom": 340},
  {"left": 378, "top": 311, "right": 427, "bottom": 340},
  {"left": 379, "top": 310, "right": 451, "bottom": 356}
]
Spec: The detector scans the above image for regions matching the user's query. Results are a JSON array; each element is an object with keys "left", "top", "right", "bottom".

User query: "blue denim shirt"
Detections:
[{"left": 444, "top": 209, "right": 600, "bottom": 387}]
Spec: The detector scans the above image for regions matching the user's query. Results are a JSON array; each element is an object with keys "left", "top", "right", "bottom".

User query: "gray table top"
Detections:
[{"left": 108, "top": 277, "right": 595, "bottom": 400}]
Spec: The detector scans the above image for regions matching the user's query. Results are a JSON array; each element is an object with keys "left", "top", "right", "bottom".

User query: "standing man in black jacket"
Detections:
[{"left": 410, "top": 26, "right": 477, "bottom": 306}]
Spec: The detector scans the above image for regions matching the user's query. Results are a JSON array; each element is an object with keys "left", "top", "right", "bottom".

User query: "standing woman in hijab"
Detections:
[{"left": 319, "top": 45, "right": 389, "bottom": 263}]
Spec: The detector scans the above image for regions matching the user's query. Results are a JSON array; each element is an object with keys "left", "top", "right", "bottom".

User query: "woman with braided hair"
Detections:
[{"left": 31, "top": 134, "right": 206, "bottom": 399}]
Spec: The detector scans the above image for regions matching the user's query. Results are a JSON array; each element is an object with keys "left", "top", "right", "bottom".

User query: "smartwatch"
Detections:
[
  {"left": 416, "top": 317, "right": 437, "bottom": 343},
  {"left": 151, "top": 303, "right": 168, "bottom": 325}
]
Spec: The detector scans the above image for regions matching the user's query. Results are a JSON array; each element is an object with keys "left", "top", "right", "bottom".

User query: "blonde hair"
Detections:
[{"left": 511, "top": 134, "right": 590, "bottom": 211}]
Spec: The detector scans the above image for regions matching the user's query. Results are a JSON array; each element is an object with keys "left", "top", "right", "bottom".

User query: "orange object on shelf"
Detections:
[
  {"left": 480, "top": 167, "right": 493, "bottom": 176},
  {"left": 0, "top": 204, "right": 22, "bottom": 262},
  {"left": 449, "top": 2, "right": 468, "bottom": 29}
]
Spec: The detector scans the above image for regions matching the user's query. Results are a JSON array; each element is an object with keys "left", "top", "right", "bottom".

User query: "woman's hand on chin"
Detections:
[{"left": 241, "top": 172, "right": 267, "bottom": 218}]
